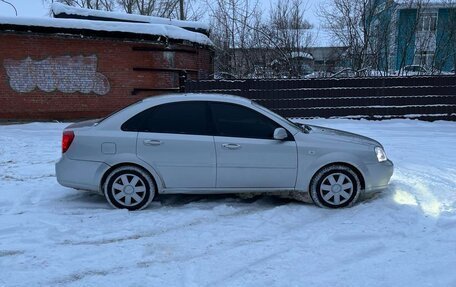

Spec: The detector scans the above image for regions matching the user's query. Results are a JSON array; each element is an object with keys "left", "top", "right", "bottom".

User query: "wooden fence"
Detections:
[{"left": 184, "top": 76, "right": 456, "bottom": 120}]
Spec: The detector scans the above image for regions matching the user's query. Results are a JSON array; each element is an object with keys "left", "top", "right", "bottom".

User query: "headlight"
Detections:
[{"left": 375, "top": 147, "right": 387, "bottom": 162}]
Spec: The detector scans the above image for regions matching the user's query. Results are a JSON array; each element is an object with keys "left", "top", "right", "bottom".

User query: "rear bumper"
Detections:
[
  {"left": 55, "top": 156, "right": 109, "bottom": 193},
  {"left": 364, "top": 160, "right": 394, "bottom": 193}
]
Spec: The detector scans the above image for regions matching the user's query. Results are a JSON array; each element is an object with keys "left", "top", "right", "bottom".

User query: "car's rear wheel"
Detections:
[
  {"left": 310, "top": 165, "right": 361, "bottom": 208},
  {"left": 103, "top": 166, "right": 155, "bottom": 210}
]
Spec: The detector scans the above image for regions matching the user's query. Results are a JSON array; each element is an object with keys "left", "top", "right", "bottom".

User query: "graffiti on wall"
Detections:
[{"left": 3, "top": 55, "right": 110, "bottom": 95}]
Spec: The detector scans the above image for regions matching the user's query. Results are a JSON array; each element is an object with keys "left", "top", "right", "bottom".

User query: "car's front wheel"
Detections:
[
  {"left": 310, "top": 165, "right": 361, "bottom": 208},
  {"left": 103, "top": 166, "right": 155, "bottom": 210}
]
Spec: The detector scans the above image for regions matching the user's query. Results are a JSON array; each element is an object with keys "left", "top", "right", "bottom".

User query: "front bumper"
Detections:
[
  {"left": 55, "top": 156, "right": 109, "bottom": 193},
  {"left": 364, "top": 159, "right": 394, "bottom": 192}
]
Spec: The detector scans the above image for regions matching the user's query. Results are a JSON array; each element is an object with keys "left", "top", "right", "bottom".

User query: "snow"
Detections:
[
  {"left": 290, "top": 51, "right": 313, "bottom": 60},
  {"left": 1, "top": 119, "right": 456, "bottom": 286},
  {"left": 0, "top": 15, "right": 213, "bottom": 46},
  {"left": 51, "top": 3, "right": 209, "bottom": 32}
]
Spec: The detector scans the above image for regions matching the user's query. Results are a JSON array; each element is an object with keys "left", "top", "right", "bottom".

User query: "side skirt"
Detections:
[{"left": 161, "top": 187, "right": 300, "bottom": 194}]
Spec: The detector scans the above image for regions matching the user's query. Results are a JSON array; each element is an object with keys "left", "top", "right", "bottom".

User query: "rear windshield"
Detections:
[{"left": 97, "top": 100, "right": 143, "bottom": 124}]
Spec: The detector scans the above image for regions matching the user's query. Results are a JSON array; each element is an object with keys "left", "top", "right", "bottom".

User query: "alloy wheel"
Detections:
[
  {"left": 319, "top": 172, "right": 354, "bottom": 205},
  {"left": 111, "top": 173, "right": 147, "bottom": 207}
]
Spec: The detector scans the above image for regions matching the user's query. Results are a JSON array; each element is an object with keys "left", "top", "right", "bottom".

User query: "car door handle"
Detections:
[
  {"left": 222, "top": 143, "right": 241, "bottom": 150},
  {"left": 143, "top": 139, "right": 162, "bottom": 146}
]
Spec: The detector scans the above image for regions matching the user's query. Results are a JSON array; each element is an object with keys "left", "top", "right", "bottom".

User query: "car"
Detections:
[
  {"left": 331, "top": 68, "right": 357, "bottom": 78},
  {"left": 55, "top": 94, "right": 394, "bottom": 210},
  {"left": 304, "top": 71, "right": 334, "bottom": 79}
]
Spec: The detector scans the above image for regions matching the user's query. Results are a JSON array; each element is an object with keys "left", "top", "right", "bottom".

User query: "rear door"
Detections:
[
  {"left": 209, "top": 102, "right": 298, "bottom": 188},
  {"left": 122, "top": 101, "right": 216, "bottom": 189}
]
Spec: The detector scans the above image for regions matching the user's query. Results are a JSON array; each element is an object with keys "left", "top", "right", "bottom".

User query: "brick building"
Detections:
[{"left": 0, "top": 3, "right": 214, "bottom": 120}]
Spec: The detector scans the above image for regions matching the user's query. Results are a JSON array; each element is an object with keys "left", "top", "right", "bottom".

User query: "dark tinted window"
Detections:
[
  {"left": 210, "top": 102, "right": 281, "bottom": 139},
  {"left": 122, "top": 101, "right": 211, "bottom": 135}
]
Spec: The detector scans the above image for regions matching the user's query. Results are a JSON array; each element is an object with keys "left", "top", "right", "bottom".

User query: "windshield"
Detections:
[{"left": 251, "top": 101, "right": 311, "bottom": 133}]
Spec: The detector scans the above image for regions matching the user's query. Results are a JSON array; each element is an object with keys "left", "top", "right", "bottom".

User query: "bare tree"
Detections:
[
  {"left": 265, "top": 0, "right": 313, "bottom": 77},
  {"left": 319, "top": 0, "right": 380, "bottom": 73},
  {"left": 129, "top": 0, "right": 203, "bottom": 19},
  {"left": 182, "top": 0, "right": 205, "bottom": 20},
  {"left": 47, "top": 0, "right": 203, "bottom": 20},
  {"left": 206, "top": 0, "right": 263, "bottom": 77},
  {"left": 117, "top": 0, "right": 136, "bottom": 13},
  {"left": 207, "top": 0, "right": 314, "bottom": 78},
  {"left": 432, "top": 0, "right": 456, "bottom": 73},
  {"left": 395, "top": 0, "right": 432, "bottom": 75},
  {"left": 318, "top": 0, "right": 451, "bottom": 76},
  {"left": 367, "top": 0, "right": 397, "bottom": 75}
]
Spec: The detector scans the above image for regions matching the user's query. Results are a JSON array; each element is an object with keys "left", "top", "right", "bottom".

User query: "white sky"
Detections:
[
  {"left": 266, "top": 0, "right": 324, "bottom": 27},
  {"left": 0, "top": 0, "right": 325, "bottom": 26}
]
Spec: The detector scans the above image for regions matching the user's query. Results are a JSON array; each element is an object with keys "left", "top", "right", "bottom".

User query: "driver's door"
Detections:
[{"left": 209, "top": 102, "right": 297, "bottom": 189}]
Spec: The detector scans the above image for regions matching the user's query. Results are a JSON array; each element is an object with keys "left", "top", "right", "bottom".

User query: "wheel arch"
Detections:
[
  {"left": 99, "top": 162, "right": 162, "bottom": 194},
  {"left": 310, "top": 162, "right": 366, "bottom": 191}
]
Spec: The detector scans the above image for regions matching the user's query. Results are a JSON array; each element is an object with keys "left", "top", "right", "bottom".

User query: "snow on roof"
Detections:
[
  {"left": 52, "top": 3, "right": 209, "bottom": 33},
  {"left": 290, "top": 51, "right": 314, "bottom": 59},
  {"left": 0, "top": 15, "right": 213, "bottom": 46}
]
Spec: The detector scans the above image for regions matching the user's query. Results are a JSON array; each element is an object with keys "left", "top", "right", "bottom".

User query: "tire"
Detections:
[
  {"left": 103, "top": 166, "right": 155, "bottom": 211},
  {"left": 309, "top": 165, "right": 362, "bottom": 208}
]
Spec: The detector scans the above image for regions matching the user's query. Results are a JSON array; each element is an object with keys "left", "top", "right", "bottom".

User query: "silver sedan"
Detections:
[{"left": 56, "top": 93, "right": 393, "bottom": 210}]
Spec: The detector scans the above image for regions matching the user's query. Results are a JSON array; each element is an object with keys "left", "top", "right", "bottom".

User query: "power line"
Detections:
[{"left": 0, "top": 0, "right": 17, "bottom": 16}]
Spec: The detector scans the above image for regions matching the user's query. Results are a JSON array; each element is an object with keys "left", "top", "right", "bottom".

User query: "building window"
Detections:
[
  {"left": 414, "top": 51, "right": 434, "bottom": 67},
  {"left": 418, "top": 12, "right": 437, "bottom": 32}
]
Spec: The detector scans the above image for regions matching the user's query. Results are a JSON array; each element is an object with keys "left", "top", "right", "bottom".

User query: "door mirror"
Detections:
[{"left": 273, "top": 128, "right": 287, "bottom": 140}]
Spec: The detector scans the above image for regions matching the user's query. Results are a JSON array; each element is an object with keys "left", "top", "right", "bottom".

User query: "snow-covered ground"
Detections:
[{"left": 1, "top": 119, "right": 455, "bottom": 287}]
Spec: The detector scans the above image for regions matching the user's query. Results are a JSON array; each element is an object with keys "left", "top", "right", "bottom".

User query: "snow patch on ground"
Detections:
[{"left": 0, "top": 119, "right": 455, "bottom": 286}]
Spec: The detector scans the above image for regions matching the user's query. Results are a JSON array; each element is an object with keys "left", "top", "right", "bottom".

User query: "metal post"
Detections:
[
  {"left": 180, "top": 0, "right": 185, "bottom": 20},
  {"left": 179, "top": 71, "right": 188, "bottom": 92}
]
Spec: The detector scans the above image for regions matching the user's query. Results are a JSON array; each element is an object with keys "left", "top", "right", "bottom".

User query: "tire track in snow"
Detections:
[{"left": 58, "top": 205, "right": 276, "bottom": 246}]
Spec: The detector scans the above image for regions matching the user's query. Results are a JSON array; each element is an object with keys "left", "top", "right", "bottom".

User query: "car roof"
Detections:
[
  {"left": 141, "top": 93, "right": 252, "bottom": 105},
  {"left": 98, "top": 92, "right": 301, "bottom": 135}
]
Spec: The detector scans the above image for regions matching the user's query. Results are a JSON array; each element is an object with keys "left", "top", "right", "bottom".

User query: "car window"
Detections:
[
  {"left": 97, "top": 100, "right": 143, "bottom": 124},
  {"left": 209, "top": 102, "right": 281, "bottom": 139},
  {"left": 122, "top": 101, "right": 212, "bottom": 135}
]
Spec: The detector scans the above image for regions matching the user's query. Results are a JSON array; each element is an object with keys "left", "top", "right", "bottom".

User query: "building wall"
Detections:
[
  {"left": 0, "top": 32, "right": 213, "bottom": 120},
  {"left": 436, "top": 8, "right": 456, "bottom": 71},
  {"left": 394, "top": 6, "right": 456, "bottom": 71},
  {"left": 395, "top": 9, "right": 417, "bottom": 70}
]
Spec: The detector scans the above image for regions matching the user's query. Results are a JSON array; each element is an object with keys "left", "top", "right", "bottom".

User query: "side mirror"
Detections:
[{"left": 273, "top": 127, "right": 287, "bottom": 140}]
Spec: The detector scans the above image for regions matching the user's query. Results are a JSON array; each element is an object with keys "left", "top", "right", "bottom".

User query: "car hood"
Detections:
[{"left": 307, "top": 124, "right": 381, "bottom": 147}]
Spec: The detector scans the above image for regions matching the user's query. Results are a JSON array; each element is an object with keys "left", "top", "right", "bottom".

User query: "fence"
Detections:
[{"left": 184, "top": 76, "right": 456, "bottom": 120}]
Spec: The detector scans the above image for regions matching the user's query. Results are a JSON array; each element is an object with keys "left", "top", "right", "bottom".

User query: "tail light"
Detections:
[{"left": 62, "top": 131, "right": 75, "bottom": 153}]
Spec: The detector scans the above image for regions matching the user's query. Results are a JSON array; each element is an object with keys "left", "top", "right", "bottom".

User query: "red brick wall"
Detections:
[{"left": 0, "top": 32, "right": 213, "bottom": 120}]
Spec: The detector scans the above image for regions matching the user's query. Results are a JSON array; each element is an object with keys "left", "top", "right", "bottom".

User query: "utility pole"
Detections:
[{"left": 180, "top": 0, "right": 185, "bottom": 20}]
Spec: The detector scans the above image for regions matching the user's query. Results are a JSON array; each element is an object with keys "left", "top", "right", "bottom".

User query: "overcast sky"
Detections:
[
  {"left": 0, "top": 0, "right": 49, "bottom": 17},
  {"left": 0, "top": 0, "right": 324, "bottom": 26}
]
